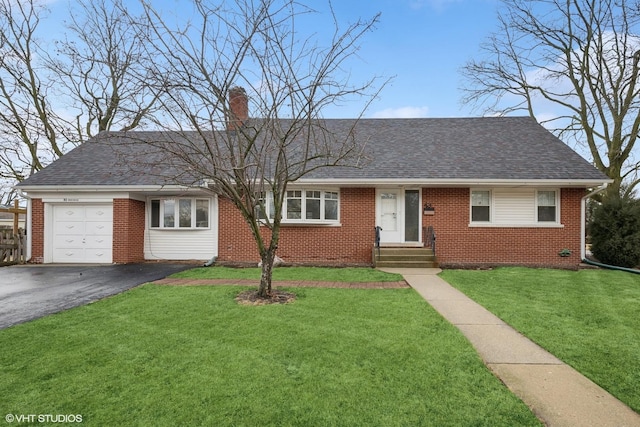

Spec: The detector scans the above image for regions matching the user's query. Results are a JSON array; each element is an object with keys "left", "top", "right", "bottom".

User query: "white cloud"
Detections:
[
  {"left": 409, "top": 0, "right": 462, "bottom": 11},
  {"left": 371, "top": 106, "right": 430, "bottom": 118}
]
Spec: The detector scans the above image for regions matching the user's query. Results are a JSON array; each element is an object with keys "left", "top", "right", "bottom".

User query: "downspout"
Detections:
[
  {"left": 18, "top": 190, "right": 32, "bottom": 262},
  {"left": 581, "top": 183, "right": 640, "bottom": 274},
  {"left": 581, "top": 257, "right": 640, "bottom": 274}
]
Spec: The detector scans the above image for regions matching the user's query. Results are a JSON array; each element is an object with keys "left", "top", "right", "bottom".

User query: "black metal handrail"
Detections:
[
  {"left": 423, "top": 226, "right": 436, "bottom": 256},
  {"left": 374, "top": 226, "right": 382, "bottom": 257}
]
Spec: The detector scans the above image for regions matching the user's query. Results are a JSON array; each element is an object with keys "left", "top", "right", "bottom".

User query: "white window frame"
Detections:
[
  {"left": 256, "top": 192, "right": 275, "bottom": 220},
  {"left": 470, "top": 189, "right": 492, "bottom": 223},
  {"left": 259, "top": 189, "right": 340, "bottom": 225},
  {"left": 286, "top": 190, "right": 304, "bottom": 220},
  {"left": 536, "top": 189, "right": 560, "bottom": 223},
  {"left": 469, "top": 188, "right": 562, "bottom": 227},
  {"left": 149, "top": 197, "right": 211, "bottom": 229}
]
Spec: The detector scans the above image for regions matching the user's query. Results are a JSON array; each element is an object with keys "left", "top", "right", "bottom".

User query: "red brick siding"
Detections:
[
  {"left": 422, "top": 188, "right": 584, "bottom": 268},
  {"left": 112, "top": 199, "right": 145, "bottom": 263},
  {"left": 218, "top": 188, "right": 375, "bottom": 265},
  {"left": 217, "top": 187, "right": 585, "bottom": 267},
  {"left": 30, "top": 198, "right": 44, "bottom": 263},
  {"left": 31, "top": 189, "right": 586, "bottom": 267}
]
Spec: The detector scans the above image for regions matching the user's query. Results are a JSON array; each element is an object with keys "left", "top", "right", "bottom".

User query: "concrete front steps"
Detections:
[{"left": 373, "top": 247, "right": 438, "bottom": 268}]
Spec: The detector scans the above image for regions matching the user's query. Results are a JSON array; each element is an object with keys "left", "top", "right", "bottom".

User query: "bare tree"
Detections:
[
  {"left": 48, "top": 0, "right": 161, "bottom": 140},
  {"left": 134, "top": 0, "right": 384, "bottom": 297},
  {"left": 460, "top": 0, "right": 640, "bottom": 199},
  {"left": 0, "top": 0, "right": 69, "bottom": 203},
  {"left": 0, "top": 0, "right": 158, "bottom": 204}
]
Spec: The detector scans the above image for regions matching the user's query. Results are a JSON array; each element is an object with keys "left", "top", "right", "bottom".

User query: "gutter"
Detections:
[
  {"left": 295, "top": 178, "right": 612, "bottom": 188},
  {"left": 15, "top": 184, "right": 203, "bottom": 192}
]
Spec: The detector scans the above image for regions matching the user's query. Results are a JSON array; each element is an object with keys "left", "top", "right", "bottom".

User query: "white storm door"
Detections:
[
  {"left": 377, "top": 190, "right": 403, "bottom": 243},
  {"left": 52, "top": 204, "right": 113, "bottom": 263}
]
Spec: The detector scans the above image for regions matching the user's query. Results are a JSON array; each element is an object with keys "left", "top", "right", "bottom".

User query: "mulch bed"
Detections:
[
  {"left": 152, "top": 278, "right": 410, "bottom": 289},
  {"left": 235, "top": 289, "right": 298, "bottom": 306}
]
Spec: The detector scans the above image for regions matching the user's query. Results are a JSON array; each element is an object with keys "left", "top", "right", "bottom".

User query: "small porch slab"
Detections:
[{"left": 373, "top": 246, "right": 438, "bottom": 268}]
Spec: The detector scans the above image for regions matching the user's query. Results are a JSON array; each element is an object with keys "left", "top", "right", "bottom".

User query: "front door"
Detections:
[
  {"left": 377, "top": 189, "right": 403, "bottom": 243},
  {"left": 376, "top": 189, "right": 421, "bottom": 244}
]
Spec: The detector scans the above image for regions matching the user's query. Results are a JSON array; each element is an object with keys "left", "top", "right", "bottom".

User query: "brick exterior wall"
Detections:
[
  {"left": 30, "top": 198, "right": 44, "bottom": 263},
  {"left": 29, "top": 189, "right": 586, "bottom": 268},
  {"left": 113, "top": 199, "right": 145, "bottom": 263},
  {"left": 422, "top": 188, "right": 585, "bottom": 268},
  {"left": 218, "top": 188, "right": 376, "bottom": 266},
  {"left": 217, "top": 187, "right": 585, "bottom": 268}
]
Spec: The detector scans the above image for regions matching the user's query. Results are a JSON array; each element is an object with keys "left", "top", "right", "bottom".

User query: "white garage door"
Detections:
[{"left": 52, "top": 204, "right": 113, "bottom": 263}]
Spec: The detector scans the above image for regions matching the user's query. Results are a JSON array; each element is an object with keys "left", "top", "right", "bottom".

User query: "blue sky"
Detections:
[
  {"left": 40, "top": 0, "right": 500, "bottom": 120},
  {"left": 316, "top": 0, "right": 501, "bottom": 118}
]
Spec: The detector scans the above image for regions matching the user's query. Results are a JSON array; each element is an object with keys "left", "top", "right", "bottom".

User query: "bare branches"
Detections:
[
  {"left": 460, "top": 0, "right": 640, "bottom": 197},
  {"left": 1, "top": 0, "right": 383, "bottom": 293},
  {"left": 0, "top": 0, "right": 67, "bottom": 181},
  {"left": 48, "top": 0, "right": 161, "bottom": 139},
  {"left": 136, "top": 0, "right": 383, "bottom": 193},
  {"left": 126, "top": 0, "right": 384, "bottom": 296},
  {"left": 0, "top": 0, "right": 159, "bottom": 201}
]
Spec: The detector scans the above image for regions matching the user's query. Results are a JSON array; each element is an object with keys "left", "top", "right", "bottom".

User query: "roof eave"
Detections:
[
  {"left": 294, "top": 178, "right": 614, "bottom": 188},
  {"left": 16, "top": 184, "right": 205, "bottom": 193},
  {"left": 15, "top": 178, "right": 614, "bottom": 194}
]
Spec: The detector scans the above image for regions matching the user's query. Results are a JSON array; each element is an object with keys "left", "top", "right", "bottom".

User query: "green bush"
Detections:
[{"left": 590, "top": 196, "right": 640, "bottom": 268}]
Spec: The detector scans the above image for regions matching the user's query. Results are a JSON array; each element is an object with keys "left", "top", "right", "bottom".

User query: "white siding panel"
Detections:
[
  {"left": 144, "top": 228, "right": 217, "bottom": 260},
  {"left": 493, "top": 188, "right": 536, "bottom": 224}
]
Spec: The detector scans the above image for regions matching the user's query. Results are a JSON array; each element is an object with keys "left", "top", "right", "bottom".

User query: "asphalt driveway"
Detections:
[{"left": 0, "top": 263, "right": 193, "bottom": 329}]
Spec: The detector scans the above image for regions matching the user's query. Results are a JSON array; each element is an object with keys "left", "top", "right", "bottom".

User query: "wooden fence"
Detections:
[
  {"left": 0, "top": 200, "right": 26, "bottom": 233},
  {"left": 0, "top": 229, "right": 26, "bottom": 265}
]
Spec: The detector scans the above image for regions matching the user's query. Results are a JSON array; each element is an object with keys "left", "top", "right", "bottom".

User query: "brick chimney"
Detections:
[{"left": 227, "top": 86, "right": 248, "bottom": 131}]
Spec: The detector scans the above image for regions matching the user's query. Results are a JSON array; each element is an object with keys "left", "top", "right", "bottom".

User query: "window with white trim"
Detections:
[
  {"left": 256, "top": 192, "right": 274, "bottom": 220},
  {"left": 258, "top": 189, "right": 339, "bottom": 223},
  {"left": 471, "top": 190, "right": 491, "bottom": 222},
  {"left": 324, "top": 191, "right": 339, "bottom": 220},
  {"left": 150, "top": 198, "right": 210, "bottom": 229},
  {"left": 537, "top": 190, "right": 557, "bottom": 222},
  {"left": 305, "top": 190, "right": 321, "bottom": 219},
  {"left": 469, "top": 188, "right": 561, "bottom": 226},
  {"left": 287, "top": 190, "right": 303, "bottom": 219}
]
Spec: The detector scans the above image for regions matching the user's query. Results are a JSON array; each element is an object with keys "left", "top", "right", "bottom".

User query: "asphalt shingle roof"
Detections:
[{"left": 17, "top": 116, "right": 609, "bottom": 187}]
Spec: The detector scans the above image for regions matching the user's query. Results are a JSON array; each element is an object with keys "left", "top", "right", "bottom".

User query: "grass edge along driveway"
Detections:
[
  {"left": 440, "top": 267, "right": 640, "bottom": 414},
  {"left": 0, "top": 267, "right": 541, "bottom": 426}
]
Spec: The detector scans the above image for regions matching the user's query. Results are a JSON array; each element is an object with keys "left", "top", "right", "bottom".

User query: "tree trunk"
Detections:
[
  {"left": 605, "top": 180, "right": 622, "bottom": 200},
  {"left": 257, "top": 248, "right": 276, "bottom": 298}
]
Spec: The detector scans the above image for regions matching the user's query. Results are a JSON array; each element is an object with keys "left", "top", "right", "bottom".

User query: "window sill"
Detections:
[
  {"left": 261, "top": 221, "right": 342, "bottom": 227},
  {"left": 468, "top": 223, "right": 564, "bottom": 228},
  {"left": 149, "top": 227, "right": 211, "bottom": 231}
]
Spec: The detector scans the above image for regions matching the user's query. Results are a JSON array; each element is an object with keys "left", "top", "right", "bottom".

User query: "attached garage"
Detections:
[
  {"left": 22, "top": 193, "right": 216, "bottom": 264},
  {"left": 50, "top": 204, "right": 113, "bottom": 263}
]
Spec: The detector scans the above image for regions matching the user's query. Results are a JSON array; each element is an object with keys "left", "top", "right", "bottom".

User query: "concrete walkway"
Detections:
[{"left": 380, "top": 268, "right": 640, "bottom": 427}]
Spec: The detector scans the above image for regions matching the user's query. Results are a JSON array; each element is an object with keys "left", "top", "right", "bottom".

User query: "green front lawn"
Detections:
[
  {"left": 170, "top": 266, "right": 404, "bottom": 282},
  {"left": 0, "top": 273, "right": 540, "bottom": 426},
  {"left": 440, "top": 267, "right": 640, "bottom": 413}
]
